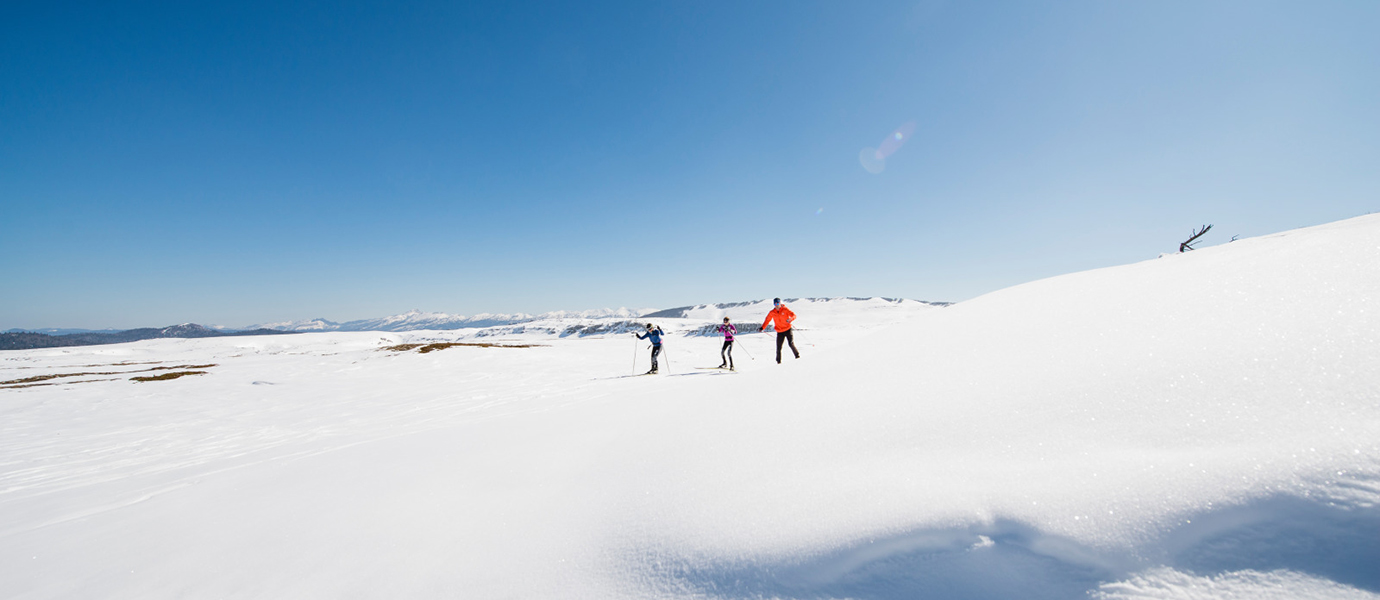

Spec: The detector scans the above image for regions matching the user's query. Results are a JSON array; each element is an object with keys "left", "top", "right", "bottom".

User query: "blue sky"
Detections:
[{"left": 3, "top": 1, "right": 1377, "bottom": 329}]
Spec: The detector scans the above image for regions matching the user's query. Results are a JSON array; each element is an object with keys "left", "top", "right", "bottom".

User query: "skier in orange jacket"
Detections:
[{"left": 760, "top": 297, "right": 800, "bottom": 364}]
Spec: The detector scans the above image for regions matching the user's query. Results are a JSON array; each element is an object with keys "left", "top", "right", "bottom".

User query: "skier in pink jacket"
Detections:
[{"left": 717, "top": 317, "right": 736, "bottom": 370}]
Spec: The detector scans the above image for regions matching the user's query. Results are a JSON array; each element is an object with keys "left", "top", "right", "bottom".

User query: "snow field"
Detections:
[{"left": 2, "top": 217, "right": 1380, "bottom": 598}]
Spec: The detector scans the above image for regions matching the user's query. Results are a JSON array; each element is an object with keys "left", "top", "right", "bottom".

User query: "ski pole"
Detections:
[
  {"left": 663, "top": 343, "right": 671, "bottom": 374},
  {"left": 631, "top": 336, "right": 639, "bottom": 375},
  {"left": 736, "top": 338, "right": 754, "bottom": 360}
]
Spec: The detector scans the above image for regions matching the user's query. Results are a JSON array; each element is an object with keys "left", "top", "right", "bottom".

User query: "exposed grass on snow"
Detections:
[
  {"left": 0, "top": 364, "right": 218, "bottom": 388},
  {"left": 380, "top": 342, "right": 546, "bottom": 353},
  {"left": 0, "top": 378, "right": 124, "bottom": 389},
  {"left": 130, "top": 371, "right": 208, "bottom": 382}
]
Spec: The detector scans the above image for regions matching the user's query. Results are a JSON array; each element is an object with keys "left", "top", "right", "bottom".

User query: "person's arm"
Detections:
[
  {"left": 784, "top": 307, "right": 796, "bottom": 323},
  {"left": 761, "top": 310, "right": 773, "bottom": 331}
]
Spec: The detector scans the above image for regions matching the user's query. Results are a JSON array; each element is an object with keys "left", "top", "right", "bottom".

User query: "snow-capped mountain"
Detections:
[
  {"left": 371, "top": 297, "right": 947, "bottom": 343},
  {"left": 250, "top": 310, "right": 537, "bottom": 333},
  {"left": 642, "top": 297, "right": 947, "bottom": 320},
  {"left": 252, "top": 301, "right": 945, "bottom": 334},
  {"left": 5, "top": 301, "right": 944, "bottom": 351},
  {"left": 248, "top": 318, "right": 342, "bottom": 332}
]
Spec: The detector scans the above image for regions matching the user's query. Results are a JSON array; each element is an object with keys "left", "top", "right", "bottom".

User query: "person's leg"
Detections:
[
  {"left": 719, "top": 340, "right": 729, "bottom": 367},
  {"left": 727, "top": 340, "right": 734, "bottom": 369},
  {"left": 775, "top": 332, "right": 785, "bottom": 363},
  {"left": 650, "top": 345, "right": 661, "bottom": 372},
  {"left": 785, "top": 329, "right": 799, "bottom": 358}
]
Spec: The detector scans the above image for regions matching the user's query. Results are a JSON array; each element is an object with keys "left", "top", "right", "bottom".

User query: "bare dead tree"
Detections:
[{"left": 1180, "top": 224, "right": 1212, "bottom": 252}]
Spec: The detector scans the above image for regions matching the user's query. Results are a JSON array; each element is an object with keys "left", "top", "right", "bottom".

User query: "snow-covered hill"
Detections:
[
  {"left": 2, "top": 216, "right": 1378, "bottom": 599},
  {"left": 643, "top": 297, "right": 947, "bottom": 319},
  {"left": 249, "top": 299, "right": 941, "bottom": 336},
  {"left": 251, "top": 307, "right": 655, "bottom": 332}
]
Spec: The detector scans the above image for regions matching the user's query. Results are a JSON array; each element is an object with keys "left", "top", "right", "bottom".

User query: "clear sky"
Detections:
[{"left": 3, "top": 1, "right": 1378, "bottom": 329}]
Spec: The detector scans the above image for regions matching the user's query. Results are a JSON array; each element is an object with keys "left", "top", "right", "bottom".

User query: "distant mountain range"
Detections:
[
  {"left": 4, "top": 298, "right": 949, "bottom": 351},
  {"left": 1, "top": 327, "right": 125, "bottom": 336},
  {"left": 0, "top": 324, "right": 292, "bottom": 351},
  {"left": 1, "top": 310, "right": 654, "bottom": 351},
  {"left": 641, "top": 297, "right": 949, "bottom": 319},
  {"left": 248, "top": 308, "right": 652, "bottom": 333}
]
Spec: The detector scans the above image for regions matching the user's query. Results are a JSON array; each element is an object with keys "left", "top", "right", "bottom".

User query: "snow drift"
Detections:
[{"left": 1, "top": 215, "right": 1378, "bottom": 599}]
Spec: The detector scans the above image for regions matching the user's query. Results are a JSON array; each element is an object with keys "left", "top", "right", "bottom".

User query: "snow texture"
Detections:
[{"left": 2, "top": 215, "right": 1379, "bottom": 599}]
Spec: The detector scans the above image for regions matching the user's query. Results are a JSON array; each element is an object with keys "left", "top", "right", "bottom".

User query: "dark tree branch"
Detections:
[{"left": 1180, "top": 224, "right": 1212, "bottom": 252}]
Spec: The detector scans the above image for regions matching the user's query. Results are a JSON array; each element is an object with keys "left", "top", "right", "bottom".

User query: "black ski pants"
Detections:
[
  {"left": 720, "top": 340, "right": 734, "bottom": 368},
  {"left": 650, "top": 344, "right": 662, "bottom": 371},
  {"left": 775, "top": 330, "right": 799, "bottom": 363}
]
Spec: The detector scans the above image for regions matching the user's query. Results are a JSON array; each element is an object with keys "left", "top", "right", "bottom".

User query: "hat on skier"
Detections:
[
  {"left": 773, "top": 298, "right": 781, "bottom": 305},
  {"left": 645, "top": 323, "right": 653, "bottom": 329},
  {"left": 723, "top": 317, "right": 730, "bottom": 322}
]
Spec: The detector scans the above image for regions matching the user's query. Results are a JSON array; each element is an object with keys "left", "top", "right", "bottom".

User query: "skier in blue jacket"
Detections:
[{"left": 635, "top": 323, "right": 665, "bottom": 374}]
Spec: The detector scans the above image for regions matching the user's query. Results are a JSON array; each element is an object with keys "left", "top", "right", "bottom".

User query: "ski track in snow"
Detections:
[{"left": 3, "top": 218, "right": 1380, "bottom": 599}]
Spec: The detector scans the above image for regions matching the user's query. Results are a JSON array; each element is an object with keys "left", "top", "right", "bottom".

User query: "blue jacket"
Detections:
[{"left": 637, "top": 328, "right": 665, "bottom": 345}]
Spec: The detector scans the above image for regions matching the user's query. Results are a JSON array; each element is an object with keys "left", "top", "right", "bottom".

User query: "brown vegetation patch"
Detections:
[
  {"left": 131, "top": 371, "right": 208, "bottom": 382},
  {"left": 1, "top": 378, "right": 123, "bottom": 389},
  {"left": 2, "top": 373, "right": 72, "bottom": 386},
  {"left": 381, "top": 342, "right": 545, "bottom": 353},
  {"left": 1, "top": 364, "right": 218, "bottom": 387}
]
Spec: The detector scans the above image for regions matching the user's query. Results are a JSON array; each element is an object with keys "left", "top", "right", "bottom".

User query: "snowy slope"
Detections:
[
  {"left": 250, "top": 300, "right": 930, "bottom": 334},
  {"left": 415, "top": 296, "right": 941, "bottom": 342},
  {"left": 644, "top": 297, "right": 945, "bottom": 320},
  {"left": 2, "top": 216, "right": 1378, "bottom": 599},
  {"left": 252, "top": 307, "right": 654, "bottom": 333},
  {"left": 249, "top": 298, "right": 938, "bottom": 342}
]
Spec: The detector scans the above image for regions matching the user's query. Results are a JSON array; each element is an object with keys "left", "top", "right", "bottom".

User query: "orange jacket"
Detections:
[{"left": 762, "top": 305, "right": 796, "bottom": 332}]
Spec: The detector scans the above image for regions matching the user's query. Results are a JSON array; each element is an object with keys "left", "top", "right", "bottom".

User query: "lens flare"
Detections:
[
  {"left": 859, "top": 147, "right": 885, "bottom": 174},
  {"left": 876, "top": 121, "right": 916, "bottom": 160},
  {"left": 859, "top": 121, "right": 917, "bottom": 174}
]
